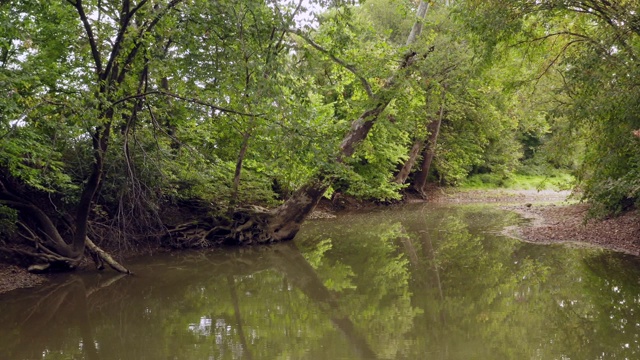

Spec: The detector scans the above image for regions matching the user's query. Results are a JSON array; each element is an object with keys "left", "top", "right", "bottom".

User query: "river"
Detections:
[{"left": 1, "top": 203, "right": 639, "bottom": 359}]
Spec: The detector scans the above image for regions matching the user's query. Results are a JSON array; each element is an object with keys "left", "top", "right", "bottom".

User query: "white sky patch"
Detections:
[
  {"left": 294, "top": 0, "right": 323, "bottom": 28},
  {"left": 9, "top": 115, "right": 27, "bottom": 128}
]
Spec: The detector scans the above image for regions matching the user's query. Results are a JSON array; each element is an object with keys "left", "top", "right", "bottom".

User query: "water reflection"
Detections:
[{"left": 1, "top": 203, "right": 640, "bottom": 359}]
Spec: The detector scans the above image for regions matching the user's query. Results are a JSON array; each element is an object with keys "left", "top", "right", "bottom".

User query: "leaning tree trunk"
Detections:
[
  {"left": 260, "top": 47, "right": 425, "bottom": 242},
  {"left": 412, "top": 90, "right": 446, "bottom": 196},
  {"left": 395, "top": 139, "right": 425, "bottom": 184},
  {"left": 167, "top": 1, "right": 432, "bottom": 246},
  {"left": 252, "top": 1, "right": 433, "bottom": 241}
]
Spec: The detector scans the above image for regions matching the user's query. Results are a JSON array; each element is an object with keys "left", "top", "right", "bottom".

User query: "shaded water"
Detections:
[{"left": 2, "top": 204, "right": 640, "bottom": 359}]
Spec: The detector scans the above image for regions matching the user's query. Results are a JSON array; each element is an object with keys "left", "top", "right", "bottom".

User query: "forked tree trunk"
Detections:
[
  {"left": 395, "top": 139, "right": 424, "bottom": 184},
  {"left": 412, "top": 90, "right": 446, "bottom": 195},
  {"left": 0, "top": 180, "right": 131, "bottom": 273}
]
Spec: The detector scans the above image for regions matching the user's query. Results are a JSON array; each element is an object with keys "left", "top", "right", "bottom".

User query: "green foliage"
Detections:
[
  {"left": 1, "top": 0, "right": 638, "bottom": 241},
  {"left": 0, "top": 205, "right": 17, "bottom": 239},
  {"left": 462, "top": 172, "right": 574, "bottom": 190},
  {"left": 0, "top": 128, "right": 76, "bottom": 193},
  {"left": 338, "top": 118, "right": 411, "bottom": 201},
  {"left": 453, "top": 0, "right": 640, "bottom": 213}
]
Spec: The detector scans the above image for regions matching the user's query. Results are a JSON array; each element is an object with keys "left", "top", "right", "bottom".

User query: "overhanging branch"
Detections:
[
  {"left": 289, "top": 29, "right": 374, "bottom": 99},
  {"left": 112, "top": 90, "right": 264, "bottom": 117},
  {"left": 118, "top": 0, "right": 185, "bottom": 82}
]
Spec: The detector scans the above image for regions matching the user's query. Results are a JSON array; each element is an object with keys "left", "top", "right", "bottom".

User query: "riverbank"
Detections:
[
  {"left": 424, "top": 187, "right": 640, "bottom": 256},
  {"left": 315, "top": 188, "right": 640, "bottom": 256},
  {"left": 0, "top": 264, "right": 46, "bottom": 294},
  {"left": 2, "top": 188, "right": 638, "bottom": 294},
  {"left": 505, "top": 203, "right": 640, "bottom": 256}
]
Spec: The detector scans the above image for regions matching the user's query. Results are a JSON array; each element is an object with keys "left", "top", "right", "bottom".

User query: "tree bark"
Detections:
[
  {"left": 265, "top": 179, "right": 331, "bottom": 241},
  {"left": 394, "top": 139, "right": 424, "bottom": 184},
  {"left": 406, "top": 1, "right": 431, "bottom": 47},
  {"left": 244, "top": 1, "right": 431, "bottom": 240},
  {"left": 167, "top": 2, "right": 432, "bottom": 247},
  {"left": 229, "top": 130, "right": 252, "bottom": 212},
  {"left": 338, "top": 101, "right": 392, "bottom": 161},
  {"left": 412, "top": 89, "right": 446, "bottom": 195},
  {"left": 85, "top": 237, "right": 132, "bottom": 274}
]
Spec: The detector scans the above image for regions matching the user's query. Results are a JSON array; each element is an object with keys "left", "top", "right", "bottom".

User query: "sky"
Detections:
[{"left": 294, "top": 0, "right": 323, "bottom": 27}]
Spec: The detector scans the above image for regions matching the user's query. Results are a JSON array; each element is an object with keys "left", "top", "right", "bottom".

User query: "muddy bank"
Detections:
[
  {"left": 0, "top": 245, "right": 175, "bottom": 295},
  {"left": 428, "top": 188, "right": 640, "bottom": 256},
  {"left": 0, "top": 264, "right": 46, "bottom": 294},
  {"left": 505, "top": 203, "right": 640, "bottom": 256}
]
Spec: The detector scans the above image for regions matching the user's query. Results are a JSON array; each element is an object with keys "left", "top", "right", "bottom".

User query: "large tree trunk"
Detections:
[
  {"left": 258, "top": 1, "right": 433, "bottom": 239},
  {"left": 412, "top": 90, "right": 446, "bottom": 196},
  {"left": 0, "top": 170, "right": 131, "bottom": 273},
  {"left": 265, "top": 179, "right": 331, "bottom": 241},
  {"left": 395, "top": 139, "right": 424, "bottom": 184},
  {"left": 168, "top": 1, "right": 431, "bottom": 247},
  {"left": 253, "top": 52, "right": 419, "bottom": 243}
]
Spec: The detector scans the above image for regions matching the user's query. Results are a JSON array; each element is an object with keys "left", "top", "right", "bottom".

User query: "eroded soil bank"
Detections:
[{"left": 2, "top": 188, "right": 638, "bottom": 294}]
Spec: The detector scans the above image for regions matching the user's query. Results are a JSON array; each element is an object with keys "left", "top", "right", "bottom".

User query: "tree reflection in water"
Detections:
[{"left": 1, "top": 204, "right": 640, "bottom": 359}]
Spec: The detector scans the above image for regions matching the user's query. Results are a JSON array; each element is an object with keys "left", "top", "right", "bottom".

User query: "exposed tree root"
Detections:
[
  {"left": 0, "top": 246, "right": 81, "bottom": 273},
  {"left": 85, "top": 238, "right": 132, "bottom": 274},
  {"left": 0, "top": 238, "right": 131, "bottom": 274},
  {"left": 165, "top": 206, "right": 276, "bottom": 248},
  {"left": 165, "top": 178, "right": 332, "bottom": 248}
]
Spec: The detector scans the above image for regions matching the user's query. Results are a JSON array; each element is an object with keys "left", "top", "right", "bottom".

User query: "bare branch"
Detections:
[
  {"left": 68, "top": 0, "right": 103, "bottom": 75},
  {"left": 145, "top": 103, "right": 198, "bottom": 155},
  {"left": 16, "top": 221, "right": 38, "bottom": 244},
  {"left": 85, "top": 237, "right": 132, "bottom": 274},
  {"left": 535, "top": 39, "right": 585, "bottom": 85},
  {"left": 103, "top": 0, "right": 136, "bottom": 82},
  {"left": 512, "top": 31, "right": 609, "bottom": 52}
]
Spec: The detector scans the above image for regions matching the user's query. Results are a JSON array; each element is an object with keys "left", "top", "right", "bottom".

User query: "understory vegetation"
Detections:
[
  {"left": 0, "top": 0, "right": 638, "bottom": 272},
  {"left": 461, "top": 173, "right": 574, "bottom": 191}
]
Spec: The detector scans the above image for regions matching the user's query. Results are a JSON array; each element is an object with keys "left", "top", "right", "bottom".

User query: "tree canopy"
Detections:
[{"left": 0, "top": 0, "right": 638, "bottom": 271}]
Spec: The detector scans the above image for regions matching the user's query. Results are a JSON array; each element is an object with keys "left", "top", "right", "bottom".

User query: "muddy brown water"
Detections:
[{"left": 1, "top": 203, "right": 640, "bottom": 359}]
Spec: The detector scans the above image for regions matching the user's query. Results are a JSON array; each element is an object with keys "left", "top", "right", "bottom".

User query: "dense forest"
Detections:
[{"left": 1, "top": 0, "right": 638, "bottom": 273}]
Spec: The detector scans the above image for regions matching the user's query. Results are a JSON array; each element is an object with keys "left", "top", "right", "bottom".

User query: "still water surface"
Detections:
[{"left": 1, "top": 204, "right": 640, "bottom": 359}]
